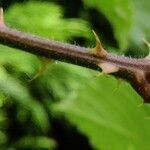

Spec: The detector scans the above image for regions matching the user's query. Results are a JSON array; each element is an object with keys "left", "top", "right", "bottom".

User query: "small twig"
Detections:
[{"left": 0, "top": 8, "right": 150, "bottom": 102}]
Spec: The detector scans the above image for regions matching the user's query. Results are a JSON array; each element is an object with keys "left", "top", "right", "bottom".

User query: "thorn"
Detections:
[
  {"left": 91, "top": 30, "right": 107, "bottom": 58},
  {"left": 143, "top": 39, "right": 150, "bottom": 59},
  {"left": 0, "top": 7, "right": 5, "bottom": 28},
  {"left": 143, "top": 38, "right": 150, "bottom": 49},
  {"left": 98, "top": 63, "right": 119, "bottom": 74},
  {"left": 29, "top": 58, "right": 53, "bottom": 81},
  {"left": 112, "top": 78, "right": 123, "bottom": 93}
]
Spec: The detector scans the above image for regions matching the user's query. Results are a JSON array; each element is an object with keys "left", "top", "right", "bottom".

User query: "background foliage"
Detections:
[{"left": 0, "top": 0, "right": 150, "bottom": 150}]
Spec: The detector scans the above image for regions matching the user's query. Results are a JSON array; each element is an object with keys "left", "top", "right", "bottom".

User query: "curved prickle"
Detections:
[
  {"left": 0, "top": 8, "right": 5, "bottom": 28},
  {"left": 91, "top": 30, "right": 107, "bottom": 58}
]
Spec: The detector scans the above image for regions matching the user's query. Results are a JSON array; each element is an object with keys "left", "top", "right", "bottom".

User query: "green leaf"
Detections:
[
  {"left": 119, "top": 0, "right": 150, "bottom": 56},
  {"left": 0, "top": 45, "right": 40, "bottom": 75},
  {"left": 83, "top": 0, "right": 133, "bottom": 50},
  {"left": 0, "top": 67, "right": 50, "bottom": 132},
  {"left": 38, "top": 62, "right": 97, "bottom": 101},
  {"left": 129, "top": 0, "right": 150, "bottom": 46},
  {"left": 14, "top": 136, "right": 56, "bottom": 150},
  {"left": 53, "top": 75, "right": 150, "bottom": 150},
  {"left": 5, "top": 1, "right": 91, "bottom": 41}
]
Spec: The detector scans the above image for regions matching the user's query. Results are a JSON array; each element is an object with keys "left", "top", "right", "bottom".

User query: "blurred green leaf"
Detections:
[
  {"left": 83, "top": 0, "right": 133, "bottom": 50},
  {"left": 0, "top": 45, "right": 40, "bottom": 75},
  {"left": 0, "top": 131, "right": 7, "bottom": 145},
  {"left": 39, "top": 62, "right": 97, "bottom": 101},
  {"left": 0, "top": 67, "right": 50, "bottom": 132},
  {"left": 14, "top": 136, "right": 56, "bottom": 150},
  {"left": 129, "top": 0, "right": 150, "bottom": 47},
  {"left": 5, "top": 1, "right": 91, "bottom": 41},
  {"left": 53, "top": 75, "right": 150, "bottom": 150}
]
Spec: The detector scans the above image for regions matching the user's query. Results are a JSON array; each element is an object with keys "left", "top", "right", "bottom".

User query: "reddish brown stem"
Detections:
[{"left": 0, "top": 26, "right": 150, "bottom": 102}]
